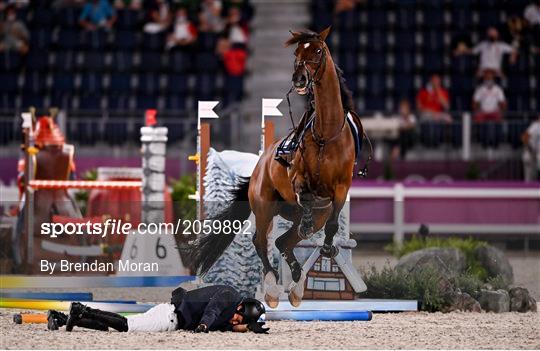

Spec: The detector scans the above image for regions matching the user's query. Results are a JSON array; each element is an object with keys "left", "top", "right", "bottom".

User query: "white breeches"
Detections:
[{"left": 127, "top": 303, "right": 178, "bottom": 332}]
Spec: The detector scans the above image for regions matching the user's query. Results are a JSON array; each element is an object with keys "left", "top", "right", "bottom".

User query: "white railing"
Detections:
[{"left": 349, "top": 183, "right": 540, "bottom": 246}]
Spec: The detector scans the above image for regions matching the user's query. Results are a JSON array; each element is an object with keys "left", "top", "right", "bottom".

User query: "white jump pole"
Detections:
[
  {"left": 189, "top": 101, "right": 220, "bottom": 219},
  {"left": 21, "top": 112, "right": 35, "bottom": 267},
  {"left": 261, "top": 98, "right": 283, "bottom": 154}
]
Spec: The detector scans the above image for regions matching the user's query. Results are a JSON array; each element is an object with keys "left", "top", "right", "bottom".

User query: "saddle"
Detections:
[{"left": 274, "top": 109, "right": 365, "bottom": 174}]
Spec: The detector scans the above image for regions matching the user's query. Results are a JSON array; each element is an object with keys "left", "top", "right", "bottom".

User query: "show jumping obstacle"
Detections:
[{"left": 19, "top": 111, "right": 168, "bottom": 269}]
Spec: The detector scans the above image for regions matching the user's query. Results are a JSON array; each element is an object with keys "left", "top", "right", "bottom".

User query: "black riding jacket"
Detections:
[{"left": 170, "top": 285, "right": 243, "bottom": 332}]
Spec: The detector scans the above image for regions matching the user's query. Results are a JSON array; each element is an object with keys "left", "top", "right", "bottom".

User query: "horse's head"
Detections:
[{"left": 285, "top": 27, "right": 331, "bottom": 95}]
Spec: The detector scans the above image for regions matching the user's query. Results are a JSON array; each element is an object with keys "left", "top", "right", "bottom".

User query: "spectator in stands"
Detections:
[
  {"left": 219, "top": 36, "right": 247, "bottom": 76},
  {"left": 522, "top": 114, "right": 540, "bottom": 181},
  {"left": 221, "top": 6, "right": 248, "bottom": 47},
  {"left": 166, "top": 7, "right": 197, "bottom": 50},
  {"left": 53, "top": 0, "right": 85, "bottom": 9},
  {"left": 524, "top": 0, "right": 540, "bottom": 25},
  {"left": 503, "top": 15, "right": 527, "bottom": 52},
  {"left": 217, "top": 6, "right": 248, "bottom": 74},
  {"left": 114, "top": 0, "right": 142, "bottom": 9},
  {"left": 454, "top": 27, "right": 517, "bottom": 77},
  {"left": 223, "top": 0, "right": 254, "bottom": 23},
  {"left": 143, "top": 0, "right": 171, "bottom": 34},
  {"left": 416, "top": 74, "right": 452, "bottom": 123},
  {"left": 391, "top": 99, "right": 417, "bottom": 160},
  {"left": 524, "top": 1, "right": 540, "bottom": 52},
  {"left": 334, "top": 0, "right": 359, "bottom": 13},
  {"left": 79, "top": 0, "right": 117, "bottom": 31},
  {"left": 0, "top": 4, "right": 29, "bottom": 55},
  {"left": 215, "top": 7, "right": 249, "bottom": 105},
  {"left": 199, "top": 0, "right": 224, "bottom": 33},
  {"left": 472, "top": 69, "right": 506, "bottom": 122}
]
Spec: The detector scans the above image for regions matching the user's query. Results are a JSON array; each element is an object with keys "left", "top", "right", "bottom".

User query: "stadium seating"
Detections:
[
  {"left": 323, "top": 0, "right": 538, "bottom": 118},
  {"left": 1, "top": 4, "right": 247, "bottom": 116},
  {"left": 316, "top": 0, "right": 538, "bottom": 148}
]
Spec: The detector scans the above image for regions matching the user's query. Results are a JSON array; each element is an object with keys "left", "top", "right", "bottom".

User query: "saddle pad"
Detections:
[{"left": 346, "top": 112, "right": 362, "bottom": 159}]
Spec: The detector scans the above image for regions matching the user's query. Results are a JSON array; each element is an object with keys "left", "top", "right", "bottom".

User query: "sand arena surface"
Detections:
[
  {"left": 1, "top": 249, "right": 538, "bottom": 349},
  {"left": 1, "top": 308, "right": 539, "bottom": 349}
]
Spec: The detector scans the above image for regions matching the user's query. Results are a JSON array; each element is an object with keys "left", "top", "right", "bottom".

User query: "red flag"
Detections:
[{"left": 145, "top": 109, "right": 157, "bottom": 126}]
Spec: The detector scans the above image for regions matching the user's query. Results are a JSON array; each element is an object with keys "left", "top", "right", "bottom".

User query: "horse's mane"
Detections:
[
  {"left": 334, "top": 64, "right": 354, "bottom": 113},
  {"left": 305, "top": 62, "right": 355, "bottom": 113},
  {"left": 284, "top": 29, "right": 320, "bottom": 47}
]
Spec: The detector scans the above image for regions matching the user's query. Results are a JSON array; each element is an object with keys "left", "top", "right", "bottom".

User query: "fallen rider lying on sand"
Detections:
[{"left": 46, "top": 285, "right": 269, "bottom": 334}]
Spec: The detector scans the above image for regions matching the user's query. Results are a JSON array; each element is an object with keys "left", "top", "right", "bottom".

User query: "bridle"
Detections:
[
  {"left": 294, "top": 44, "right": 327, "bottom": 92},
  {"left": 286, "top": 40, "right": 328, "bottom": 132}
]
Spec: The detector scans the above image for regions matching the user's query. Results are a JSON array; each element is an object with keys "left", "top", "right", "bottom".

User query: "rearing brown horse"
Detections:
[{"left": 190, "top": 27, "right": 360, "bottom": 307}]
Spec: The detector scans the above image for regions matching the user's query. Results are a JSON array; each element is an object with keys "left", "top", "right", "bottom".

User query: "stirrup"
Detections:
[
  {"left": 276, "top": 138, "right": 299, "bottom": 156},
  {"left": 274, "top": 156, "right": 291, "bottom": 168}
]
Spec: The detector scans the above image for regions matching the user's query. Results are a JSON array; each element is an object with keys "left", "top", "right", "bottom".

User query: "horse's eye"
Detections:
[{"left": 316, "top": 48, "right": 322, "bottom": 54}]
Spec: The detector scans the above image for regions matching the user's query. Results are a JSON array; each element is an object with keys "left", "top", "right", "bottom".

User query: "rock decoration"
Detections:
[
  {"left": 478, "top": 289, "right": 510, "bottom": 313},
  {"left": 395, "top": 245, "right": 535, "bottom": 313},
  {"left": 396, "top": 248, "right": 466, "bottom": 277},
  {"left": 474, "top": 245, "right": 514, "bottom": 286},
  {"left": 443, "top": 292, "right": 481, "bottom": 313},
  {"left": 509, "top": 287, "right": 537, "bottom": 313}
]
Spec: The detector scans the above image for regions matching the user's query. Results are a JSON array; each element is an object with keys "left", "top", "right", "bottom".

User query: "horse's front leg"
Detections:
[
  {"left": 320, "top": 187, "right": 347, "bottom": 258},
  {"left": 298, "top": 190, "right": 315, "bottom": 239}
]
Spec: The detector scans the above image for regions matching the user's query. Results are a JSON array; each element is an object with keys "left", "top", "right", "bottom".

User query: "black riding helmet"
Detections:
[{"left": 237, "top": 298, "right": 269, "bottom": 334}]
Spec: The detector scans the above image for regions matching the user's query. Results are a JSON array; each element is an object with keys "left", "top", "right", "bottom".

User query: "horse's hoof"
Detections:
[
  {"left": 265, "top": 294, "right": 280, "bottom": 308},
  {"left": 263, "top": 271, "right": 283, "bottom": 308},
  {"left": 291, "top": 262, "right": 302, "bottom": 283},
  {"left": 287, "top": 271, "right": 306, "bottom": 307},
  {"left": 320, "top": 244, "right": 339, "bottom": 258},
  {"left": 288, "top": 291, "right": 302, "bottom": 307}
]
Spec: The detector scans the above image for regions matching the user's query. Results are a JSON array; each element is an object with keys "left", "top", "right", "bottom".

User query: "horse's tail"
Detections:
[{"left": 189, "top": 176, "right": 252, "bottom": 275}]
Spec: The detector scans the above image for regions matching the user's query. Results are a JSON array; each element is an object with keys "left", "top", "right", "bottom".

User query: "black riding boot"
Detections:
[
  {"left": 66, "top": 302, "right": 128, "bottom": 332},
  {"left": 47, "top": 310, "right": 68, "bottom": 330},
  {"left": 48, "top": 310, "right": 109, "bottom": 331}
]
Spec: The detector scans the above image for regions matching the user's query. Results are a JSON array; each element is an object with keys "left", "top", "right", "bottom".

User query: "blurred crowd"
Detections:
[
  {"left": 0, "top": 0, "right": 253, "bottom": 83},
  {"left": 330, "top": 0, "right": 540, "bottom": 165}
]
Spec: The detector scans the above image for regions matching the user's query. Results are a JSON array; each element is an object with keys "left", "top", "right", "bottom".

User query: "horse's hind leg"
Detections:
[
  {"left": 275, "top": 221, "right": 306, "bottom": 307},
  {"left": 275, "top": 222, "right": 302, "bottom": 283},
  {"left": 252, "top": 207, "right": 281, "bottom": 308}
]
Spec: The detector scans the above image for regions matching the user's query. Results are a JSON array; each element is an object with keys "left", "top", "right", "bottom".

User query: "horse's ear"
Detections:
[
  {"left": 284, "top": 30, "right": 301, "bottom": 47},
  {"left": 318, "top": 26, "right": 331, "bottom": 42}
]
